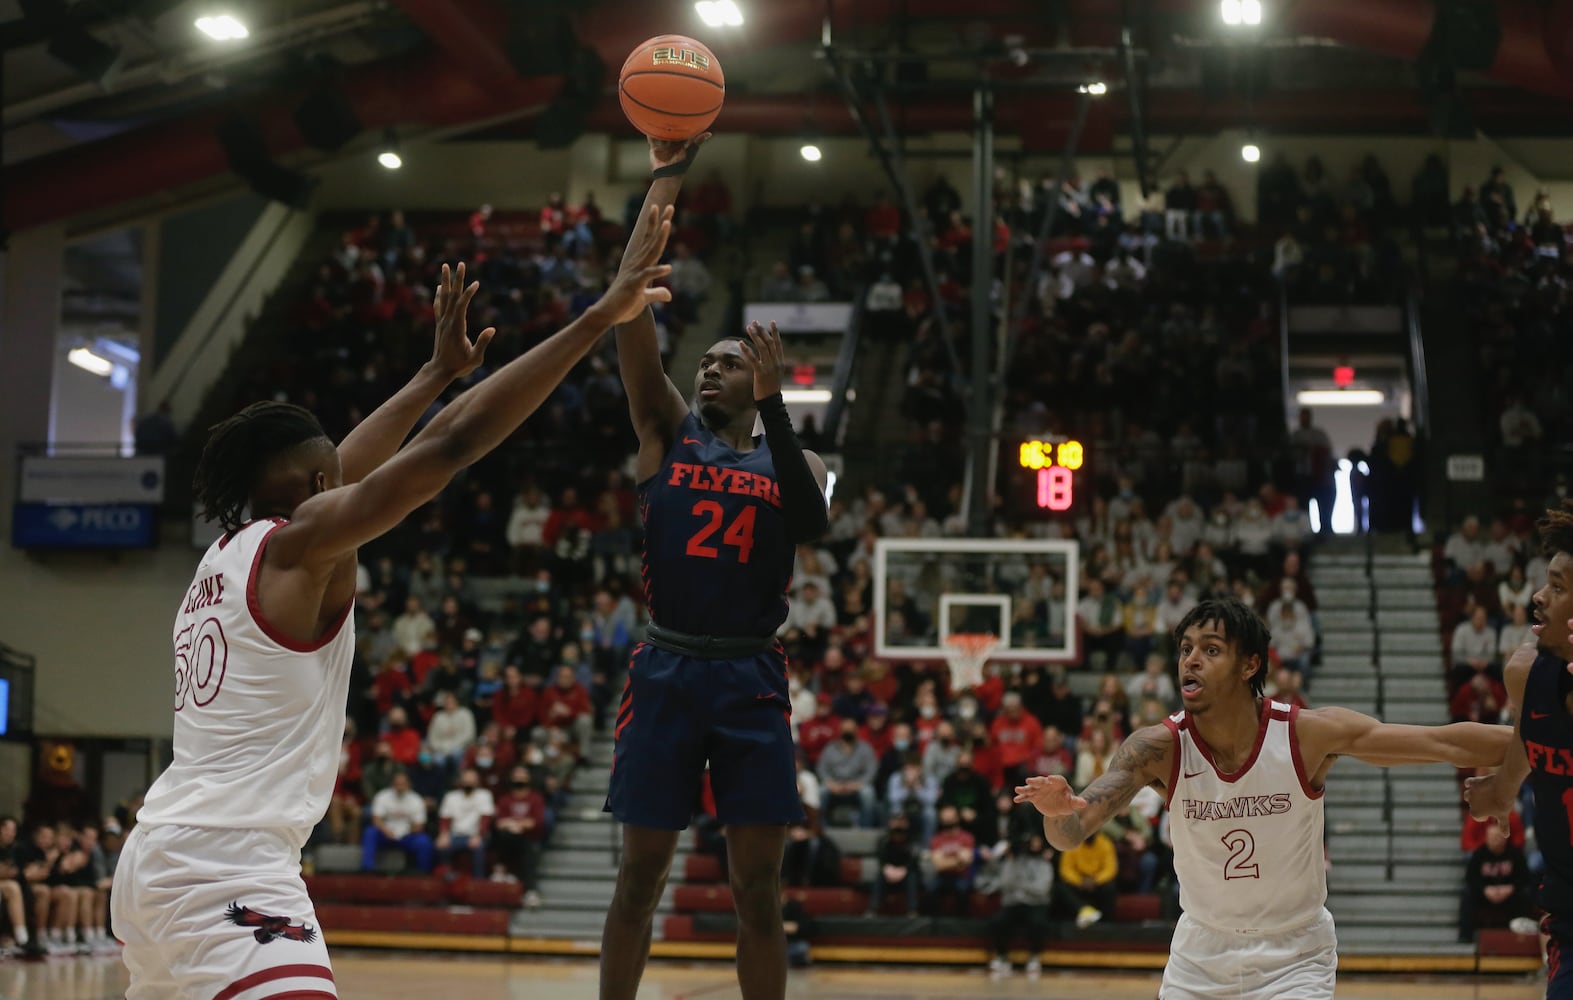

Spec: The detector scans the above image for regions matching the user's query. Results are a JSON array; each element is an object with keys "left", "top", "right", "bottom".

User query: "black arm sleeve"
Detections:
[{"left": 756, "top": 392, "right": 828, "bottom": 542}]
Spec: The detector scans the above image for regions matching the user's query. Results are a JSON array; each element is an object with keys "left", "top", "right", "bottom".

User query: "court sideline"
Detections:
[{"left": 0, "top": 953, "right": 1546, "bottom": 999}]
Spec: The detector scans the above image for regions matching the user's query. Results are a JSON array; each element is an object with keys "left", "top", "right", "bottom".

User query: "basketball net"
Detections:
[{"left": 943, "top": 633, "right": 998, "bottom": 693}]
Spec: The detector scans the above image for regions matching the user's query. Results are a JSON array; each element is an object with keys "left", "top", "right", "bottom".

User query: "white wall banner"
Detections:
[
  {"left": 743, "top": 302, "right": 853, "bottom": 334},
  {"left": 19, "top": 455, "right": 166, "bottom": 503}
]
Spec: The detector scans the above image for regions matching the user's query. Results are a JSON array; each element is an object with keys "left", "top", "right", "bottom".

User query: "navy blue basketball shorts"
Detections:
[
  {"left": 1547, "top": 915, "right": 1573, "bottom": 1000},
  {"left": 604, "top": 642, "right": 805, "bottom": 830}
]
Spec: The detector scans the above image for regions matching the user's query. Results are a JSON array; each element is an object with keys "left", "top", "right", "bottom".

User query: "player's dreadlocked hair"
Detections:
[
  {"left": 193, "top": 401, "right": 327, "bottom": 532},
  {"left": 1539, "top": 499, "right": 1573, "bottom": 560},
  {"left": 1173, "top": 596, "right": 1273, "bottom": 696}
]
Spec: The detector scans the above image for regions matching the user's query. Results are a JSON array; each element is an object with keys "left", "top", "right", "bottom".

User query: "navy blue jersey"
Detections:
[
  {"left": 638, "top": 412, "right": 792, "bottom": 638},
  {"left": 1522, "top": 650, "right": 1573, "bottom": 915}
]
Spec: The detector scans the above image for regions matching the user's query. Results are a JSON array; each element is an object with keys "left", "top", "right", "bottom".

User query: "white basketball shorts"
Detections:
[
  {"left": 1161, "top": 908, "right": 1337, "bottom": 1000},
  {"left": 112, "top": 823, "right": 337, "bottom": 1000}
]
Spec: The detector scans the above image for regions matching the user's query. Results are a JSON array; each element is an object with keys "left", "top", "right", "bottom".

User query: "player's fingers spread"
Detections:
[
  {"left": 475, "top": 327, "right": 496, "bottom": 352},
  {"left": 648, "top": 288, "right": 673, "bottom": 304},
  {"left": 1071, "top": 796, "right": 1089, "bottom": 809}
]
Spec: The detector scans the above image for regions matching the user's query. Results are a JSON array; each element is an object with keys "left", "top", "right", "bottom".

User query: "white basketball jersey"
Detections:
[
  {"left": 137, "top": 518, "right": 355, "bottom": 849},
  {"left": 1163, "top": 699, "right": 1326, "bottom": 935}
]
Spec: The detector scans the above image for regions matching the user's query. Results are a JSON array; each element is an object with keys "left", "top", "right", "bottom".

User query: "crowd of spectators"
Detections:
[
  {"left": 1261, "top": 153, "right": 1407, "bottom": 304},
  {"left": 1437, "top": 507, "right": 1556, "bottom": 942},
  {"left": 0, "top": 816, "right": 122, "bottom": 957},
  {"left": 1451, "top": 167, "right": 1573, "bottom": 495}
]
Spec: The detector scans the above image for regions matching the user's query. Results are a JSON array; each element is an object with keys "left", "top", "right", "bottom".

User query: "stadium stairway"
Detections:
[
  {"left": 510, "top": 733, "right": 683, "bottom": 940},
  {"left": 1312, "top": 543, "right": 1469, "bottom": 956}
]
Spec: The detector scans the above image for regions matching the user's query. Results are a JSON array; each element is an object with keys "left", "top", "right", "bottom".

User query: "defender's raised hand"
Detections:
[
  {"left": 431, "top": 262, "right": 495, "bottom": 379},
  {"left": 599, "top": 205, "right": 675, "bottom": 325},
  {"left": 738, "top": 320, "right": 786, "bottom": 400},
  {"left": 1014, "top": 774, "right": 1088, "bottom": 817}
]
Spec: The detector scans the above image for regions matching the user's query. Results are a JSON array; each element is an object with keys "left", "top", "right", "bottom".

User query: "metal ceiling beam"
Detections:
[
  {"left": 387, "top": 0, "right": 518, "bottom": 88},
  {"left": 10, "top": 0, "right": 1573, "bottom": 231},
  {"left": 2, "top": 2, "right": 383, "bottom": 128}
]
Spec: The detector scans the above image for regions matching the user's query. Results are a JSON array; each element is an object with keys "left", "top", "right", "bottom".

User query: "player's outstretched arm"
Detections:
[
  {"left": 273, "top": 206, "right": 675, "bottom": 567},
  {"left": 616, "top": 133, "right": 710, "bottom": 476},
  {"left": 1304, "top": 704, "right": 1512, "bottom": 769},
  {"left": 1015, "top": 725, "right": 1173, "bottom": 851},
  {"left": 335, "top": 262, "right": 495, "bottom": 484},
  {"left": 1465, "top": 639, "right": 1536, "bottom": 826},
  {"left": 739, "top": 320, "right": 829, "bottom": 541}
]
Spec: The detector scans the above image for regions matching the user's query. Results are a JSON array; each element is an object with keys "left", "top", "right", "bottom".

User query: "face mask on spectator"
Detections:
[
  {"left": 841, "top": 729, "right": 857, "bottom": 744},
  {"left": 893, "top": 738, "right": 911, "bottom": 752},
  {"left": 417, "top": 751, "right": 432, "bottom": 767},
  {"left": 512, "top": 778, "right": 529, "bottom": 789},
  {"left": 461, "top": 783, "right": 477, "bottom": 795},
  {"left": 920, "top": 705, "right": 937, "bottom": 720},
  {"left": 476, "top": 753, "right": 494, "bottom": 769}
]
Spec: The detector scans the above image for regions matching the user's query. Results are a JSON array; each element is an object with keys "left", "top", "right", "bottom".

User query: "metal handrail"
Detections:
[
  {"left": 820, "top": 285, "right": 867, "bottom": 447},
  {"left": 1363, "top": 529, "right": 1397, "bottom": 880},
  {"left": 1404, "top": 279, "right": 1431, "bottom": 435}
]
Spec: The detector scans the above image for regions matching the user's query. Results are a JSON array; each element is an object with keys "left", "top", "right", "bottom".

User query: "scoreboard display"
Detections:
[{"left": 1017, "top": 439, "right": 1084, "bottom": 511}]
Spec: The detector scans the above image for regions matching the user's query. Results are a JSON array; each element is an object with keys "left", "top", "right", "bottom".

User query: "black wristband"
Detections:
[
  {"left": 652, "top": 143, "right": 701, "bottom": 179},
  {"left": 756, "top": 391, "right": 829, "bottom": 543}
]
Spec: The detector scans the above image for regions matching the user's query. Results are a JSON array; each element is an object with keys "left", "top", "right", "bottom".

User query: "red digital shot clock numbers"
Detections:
[{"left": 1018, "top": 440, "right": 1084, "bottom": 511}]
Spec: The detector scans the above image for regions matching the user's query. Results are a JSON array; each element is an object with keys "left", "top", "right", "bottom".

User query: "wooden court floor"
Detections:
[{"left": 0, "top": 952, "right": 1547, "bottom": 999}]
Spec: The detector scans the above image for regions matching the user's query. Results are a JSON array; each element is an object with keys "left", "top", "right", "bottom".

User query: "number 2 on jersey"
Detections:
[
  {"left": 1221, "top": 828, "right": 1260, "bottom": 880},
  {"left": 685, "top": 501, "right": 757, "bottom": 563}
]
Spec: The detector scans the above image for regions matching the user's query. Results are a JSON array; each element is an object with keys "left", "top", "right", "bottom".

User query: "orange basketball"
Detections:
[{"left": 618, "top": 34, "right": 725, "bottom": 141}]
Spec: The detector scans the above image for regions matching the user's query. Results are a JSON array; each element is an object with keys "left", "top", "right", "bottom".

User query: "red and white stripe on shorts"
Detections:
[{"left": 213, "top": 963, "right": 336, "bottom": 1000}]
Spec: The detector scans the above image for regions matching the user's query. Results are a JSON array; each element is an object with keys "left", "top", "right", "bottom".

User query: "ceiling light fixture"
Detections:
[
  {"left": 377, "top": 128, "right": 402, "bottom": 170},
  {"left": 695, "top": 0, "right": 744, "bottom": 27},
  {"left": 68, "top": 347, "right": 114, "bottom": 377},
  {"left": 782, "top": 389, "right": 832, "bottom": 403},
  {"left": 195, "top": 14, "right": 249, "bottom": 41},
  {"left": 1221, "top": 0, "right": 1263, "bottom": 26},
  {"left": 1297, "top": 389, "right": 1385, "bottom": 406}
]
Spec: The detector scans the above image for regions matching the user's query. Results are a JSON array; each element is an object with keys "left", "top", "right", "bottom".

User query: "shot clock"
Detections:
[{"left": 1018, "top": 439, "right": 1084, "bottom": 511}]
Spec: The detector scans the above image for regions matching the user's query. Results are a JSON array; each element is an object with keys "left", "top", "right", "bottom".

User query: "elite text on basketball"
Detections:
[{"left": 652, "top": 46, "right": 710, "bottom": 70}]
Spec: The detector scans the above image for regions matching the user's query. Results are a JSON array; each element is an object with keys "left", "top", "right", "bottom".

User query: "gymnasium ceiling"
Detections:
[{"left": 4, "top": 0, "right": 1573, "bottom": 233}]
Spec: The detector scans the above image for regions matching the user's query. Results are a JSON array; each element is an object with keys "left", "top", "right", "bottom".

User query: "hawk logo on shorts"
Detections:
[{"left": 224, "top": 902, "right": 318, "bottom": 944}]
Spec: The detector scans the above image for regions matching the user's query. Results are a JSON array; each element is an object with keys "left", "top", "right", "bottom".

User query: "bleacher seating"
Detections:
[{"left": 305, "top": 874, "right": 521, "bottom": 938}]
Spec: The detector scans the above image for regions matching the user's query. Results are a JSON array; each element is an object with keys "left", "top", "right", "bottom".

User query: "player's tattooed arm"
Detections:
[{"left": 1016, "top": 725, "right": 1174, "bottom": 851}]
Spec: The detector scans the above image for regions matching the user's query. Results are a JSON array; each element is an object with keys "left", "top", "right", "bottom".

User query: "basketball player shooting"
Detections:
[
  {"left": 109, "top": 207, "right": 677, "bottom": 1000},
  {"left": 598, "top": 133, "right": 829, "bottom": 1000},
  {"left": 1465, "top": 500, "right": 1573, "bottom": 1000},
  {"left": 1016, "top": 596, "right": 1511, "bottom": 1000}
]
